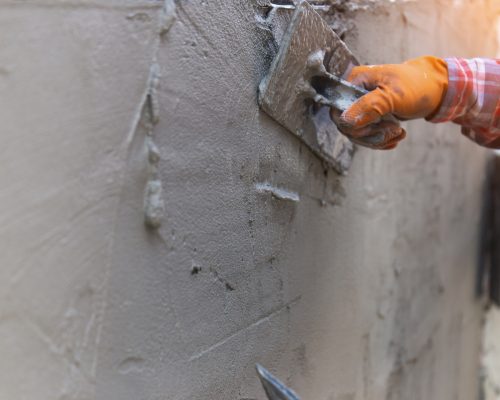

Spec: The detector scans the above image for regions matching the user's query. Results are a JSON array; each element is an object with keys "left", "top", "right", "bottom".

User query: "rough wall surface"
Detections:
[{"left": 0, "top": 1, "right": 498, "bottom": 399}]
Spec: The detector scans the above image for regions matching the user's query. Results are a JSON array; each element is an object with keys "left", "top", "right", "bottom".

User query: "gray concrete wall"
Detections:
[{"left": 0, "top": 1, "right": 498, "bottom": 399}]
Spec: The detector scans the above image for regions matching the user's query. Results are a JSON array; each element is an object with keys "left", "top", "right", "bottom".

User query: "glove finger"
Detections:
[
  {"left": 378, "top": 123, "right": 406, "bottom": 143},
  {"left": 356, "top": 131, "right": 386, "bottom": 146},
  {"left": 346, "top": 123, "right": 406, "bottom": 149},
  {"left": 354, "top": 132, "right": 403, "bottom": 150},
  {"left": 347, "top": 119, "right": 402, "bottom": 140},
  {"left": 331, "top": 107, "right": 369, "bottom": 137},
  {"left": 347, "top": 66, "right": 385, "bottom": 90},
  {"left": 381, "top": 142, "right": 398, "bottom": 150},
  {"left": 350, "top": 136, "right": 384, "bottom": 150},
  {"left": 379, "top": 129, "right": 407, "bottom": 150},
  {"left": 329, "top": 108, "right": 343, "bottom": 126},
  {"left": 334, "top": 121, "right": 374, "bottom": 138},
  {"left": 340, "top": 88, "right": 392, "bottom": 129}
]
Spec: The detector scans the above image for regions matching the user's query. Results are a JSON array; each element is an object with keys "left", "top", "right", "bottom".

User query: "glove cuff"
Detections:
[{"left": 408, "top": 56, "right": 449, "bottom": 120}]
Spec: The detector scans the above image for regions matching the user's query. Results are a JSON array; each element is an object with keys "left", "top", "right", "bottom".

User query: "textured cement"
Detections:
[{"left": 0, "top": 1, "right": 498, "bottom": 399}]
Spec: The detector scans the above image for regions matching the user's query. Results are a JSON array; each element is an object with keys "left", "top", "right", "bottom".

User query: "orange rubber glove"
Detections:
[{"left": 332, "top": 56, "right": 449, "bottom": 150}]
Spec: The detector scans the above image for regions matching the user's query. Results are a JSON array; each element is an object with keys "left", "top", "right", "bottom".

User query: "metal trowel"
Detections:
[
  {"left": 256, "top": 364, "right": 301, "bottom": 400},
  {"left": 258, "top": 1, "right": 374, "bottom": 173}
]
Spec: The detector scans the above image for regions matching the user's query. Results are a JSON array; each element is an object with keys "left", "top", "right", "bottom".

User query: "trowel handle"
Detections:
[
  {"left": 313, "top": 74, "right": 402, "bottom": 147},
  {"left": 311, "top": 73, "right": 367, "bottom": 113},
  {"left": 314, "top": 73, "right": 400, "bottom": 123}
]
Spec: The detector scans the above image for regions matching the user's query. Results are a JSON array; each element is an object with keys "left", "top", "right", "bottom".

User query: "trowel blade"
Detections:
[
  {"left": 256, "top": 364, "right": 301, "bottom": 400},
  {"left": 258, "top": 1, "right": 358, "bottom": 173}
]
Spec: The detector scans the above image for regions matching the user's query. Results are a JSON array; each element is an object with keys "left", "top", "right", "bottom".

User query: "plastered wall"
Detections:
[{"left": 0, "top": 1, "right": 498, "bottom": 399}]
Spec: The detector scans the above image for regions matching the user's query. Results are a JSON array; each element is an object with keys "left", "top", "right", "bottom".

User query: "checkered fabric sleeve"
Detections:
[{"left": 429, "top": 57, "right": 500, "bottom": 148}]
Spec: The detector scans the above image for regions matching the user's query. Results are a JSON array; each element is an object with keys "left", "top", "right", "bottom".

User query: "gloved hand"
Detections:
[{"left": 331, "top": 56, "right": 449, "bottom": 150}]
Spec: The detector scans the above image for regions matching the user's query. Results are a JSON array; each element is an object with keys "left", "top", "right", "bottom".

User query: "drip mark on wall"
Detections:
[
  {"left": 143, "top": 145, "right": 164, "bottom": 230},
  {"left": 160, "top": 0, "right": 176, "bottom": 35},
  {"left": 118, "top": 356, "right": 146, "bottom": 374},
  {"left": 142, "top": 0, "right": 176, "bottom": 229},
  {"left": 255, "top": 182, "right": 300, "bottom": 202},
  {"left": 144, "top": 64, "right": 165, "bottom": 229}
]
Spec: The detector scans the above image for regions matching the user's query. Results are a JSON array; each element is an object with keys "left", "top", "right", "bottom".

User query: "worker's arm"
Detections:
[
  {"left": 430, "top": 58, "right": 500, "bottom": 148},
  {"left": 333, "top": 56, "right": 500, "bottom": 149}
]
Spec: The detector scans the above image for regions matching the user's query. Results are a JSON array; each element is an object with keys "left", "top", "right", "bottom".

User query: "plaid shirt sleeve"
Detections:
[{"left": 429, "top": 57, "right": 500, "bottom": 148}]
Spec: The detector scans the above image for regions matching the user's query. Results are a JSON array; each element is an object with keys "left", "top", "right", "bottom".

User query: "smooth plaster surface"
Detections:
[{"left": 0, "top": 1, "right": 498, "bottom": 399}]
